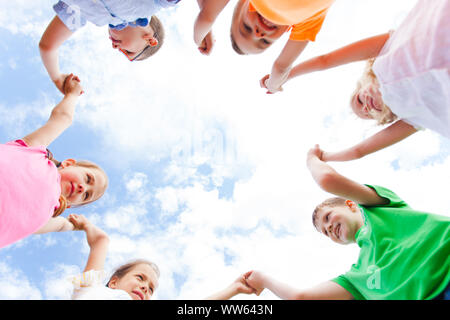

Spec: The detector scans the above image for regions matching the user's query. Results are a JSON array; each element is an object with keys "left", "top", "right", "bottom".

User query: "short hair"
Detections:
[
  {"left": 229, "top": 0, "right": 247, "bottom": 55},
  {"left": 312, "top": 197, "right": 347, "bottom": 230},
  {"left": 135, "top": 16, "right": 165, "bottom": 61},
  {"left": 106, "top": 259, "right": 160, "bottom": 287}
]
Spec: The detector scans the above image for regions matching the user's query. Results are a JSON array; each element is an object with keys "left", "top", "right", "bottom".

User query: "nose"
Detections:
[
  {"left": 112, "top": 42, "right": 120, "bottom": 49},
  {"left": 77, "top": 183, "right": 85, "bottom": 193},
  {"left": 254, "top": 26, "right": 265, "bottom": 38}
]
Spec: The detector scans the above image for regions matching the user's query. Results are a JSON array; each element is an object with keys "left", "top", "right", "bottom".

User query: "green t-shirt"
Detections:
[{"left": 332, "top": 185, "right": 450, "bottom": 300}]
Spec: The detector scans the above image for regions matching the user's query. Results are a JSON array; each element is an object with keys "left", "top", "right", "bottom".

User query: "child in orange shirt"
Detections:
[{"left": 194, "top": 0, "right": 335, "bottom": 93}]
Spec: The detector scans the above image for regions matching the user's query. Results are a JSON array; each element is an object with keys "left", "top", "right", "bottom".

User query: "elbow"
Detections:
[
  {"left": 315, "top": 170, "right": 340, "bottom": 194},
  {"left": 50, "top": 109, "right": 73, "bottom": 126},
  {"left": 289, "top": 291, "right": 307, "bottom": 300}
]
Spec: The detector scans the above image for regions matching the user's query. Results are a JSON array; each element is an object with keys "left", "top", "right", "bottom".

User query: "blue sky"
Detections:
[{"left": 1, "top": 0, "right": 449, "bottom": 300}]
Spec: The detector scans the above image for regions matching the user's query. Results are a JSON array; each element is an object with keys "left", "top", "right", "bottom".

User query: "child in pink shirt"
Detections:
[{"left": 0, "top": 75, "right": 108, "bottom": 249}]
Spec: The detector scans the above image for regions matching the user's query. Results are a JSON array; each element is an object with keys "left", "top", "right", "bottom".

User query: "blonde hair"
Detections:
[
  {"left": 135, "top": 16, "right": 165, "bottom": 61},
  {"left": 351, "top": 58, "right": 397, "bottom": 125},
  {"left": 47, "top": 150, "right": 108, "bottom": 217}
]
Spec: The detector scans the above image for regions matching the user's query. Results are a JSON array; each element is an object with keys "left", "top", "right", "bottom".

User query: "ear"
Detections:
[
  {"left": 60, "top": 158, "right": 77, "bottom": 168},
  {"left": 345, "top": 200, "right": 358, "bottom": 212},
  {"left": 143, "top": 34, "right": 158, "bottom": 47},
  {"left": 108, "top": 276, "right": 119, "bottom": 289}
]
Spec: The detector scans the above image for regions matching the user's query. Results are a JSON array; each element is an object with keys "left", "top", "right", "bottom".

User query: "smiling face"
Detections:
[
  {"left": 108, "top": 263, "right": 159, "bottom": 300},
  {"left": 313, "top": 200, "right": 364, "bottom": 245},
  {"left": 350, "top": 59, "right": 397, "bottom": 125},
  {"left": 108, "top": 25, "right": 155, "bottom": 60},
  {"left": 230, "top": 0, "right": 289, "bottom": 54},
  {"left": 58, "top": 159, "right": 108, "bottom": 207}
]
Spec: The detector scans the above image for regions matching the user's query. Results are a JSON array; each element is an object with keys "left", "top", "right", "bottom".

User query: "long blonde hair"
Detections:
[{"left": 351, "top": 58, "right": 397, "bottom": 125}]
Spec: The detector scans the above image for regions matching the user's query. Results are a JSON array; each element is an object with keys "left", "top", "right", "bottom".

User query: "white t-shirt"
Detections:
[
  {"left": 71, "top": 270, "right": 131, "bottom": 300},
  {"left": 373, "top": 0, "right": 450, "bottom": 138}
]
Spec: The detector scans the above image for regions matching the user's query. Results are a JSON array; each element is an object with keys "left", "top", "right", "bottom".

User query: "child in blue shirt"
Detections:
[{"left": 40, "top": 0, "right": 181, "bottom": 94}]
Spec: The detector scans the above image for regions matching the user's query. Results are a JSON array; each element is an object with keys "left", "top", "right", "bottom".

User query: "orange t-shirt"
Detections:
[{"left": 249, "top": 0, "right": 335, "bottom": 41}]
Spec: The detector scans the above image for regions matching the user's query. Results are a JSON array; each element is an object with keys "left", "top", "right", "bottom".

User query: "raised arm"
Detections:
[
  {"left": 262, "top": 39, "right": 309, "bottom": 93},
  {"left": 69, "top": 214, "right": 109, "bottom": 272},
  {"left": 205, "top": 271, "right": 255, "bottom": 300},
  {"left": 194, "top": 0, "right": 229, "bottom": 54},
  {"left": 34, "top": 216, "right": 75, "bottom": 234},
  {"left": 245, "top": 270, "right": 353, "bottom": 300},
  {"left": 22, "top": 74, "right": 83, "bottom": 148},
  {"left": 39, "top": 16, "right": 74, "bottom": 94},
  {"left": 322, "top": 120, "right": 418, "bottom": 162},
  {"left": 306, "top": 144, "right": 388, "bottom": 206},
  {"left": 287, "top": 32, "right": 389, "bottom": 80}
]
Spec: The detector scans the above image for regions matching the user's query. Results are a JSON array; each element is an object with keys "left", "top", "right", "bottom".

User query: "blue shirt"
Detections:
[{"left": 53, "top": 0, "right": 180, "bottom": 32}]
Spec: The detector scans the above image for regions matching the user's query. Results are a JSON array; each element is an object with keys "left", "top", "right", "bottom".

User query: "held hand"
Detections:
[
  {"left": 53, "top": 73, "right": 71, "bottom": 95},
  {"left": 68, "top": 214, "right": 91, "bottom": 231},
  {"left": 260, "top": 75, "right": 283, "bottom": 94},
  {"left": 244, "top": 270, "right": 265, "bottom": 296},
  {"left": 307, "top": 144, "right": 325, "bottom": 163},
  {"left": 198, "top": 31, "right": 215, "bottom": 55},
  {"left": 232, "top": 271, "right": 257, "bottom": 295},
  {"left": 64, "top": 73, "right": 84, "bottom": 97}
]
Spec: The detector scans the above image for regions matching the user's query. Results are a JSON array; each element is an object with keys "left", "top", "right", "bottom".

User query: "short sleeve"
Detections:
[
  {"left": 289, "top": 8, "right": 329, "bottom": 42},
  {"left": 71, "top": 270, "right": 106, "bottom": 290},
  {"left": 157, "top": 0, "right": 182, "bottom": 8},
  {"left": 331, "top": 276, "right": 366, "bottom": 300},
  {"left": 53, "top": 1, "right": 87, "bottom": 32},
  {"left": 363, "top": 185, "right": 410, "bottom": 209}
]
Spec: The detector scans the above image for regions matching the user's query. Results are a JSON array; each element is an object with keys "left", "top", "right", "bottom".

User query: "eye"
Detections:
[
  {"left": 357, "top": 95, "right": 363, "bottom": 105},
  {"left": 83, "top": 192, "right": 89, "bottom": 201},
  {"left": 86, "top": 174, "right": 91, "bottom": 184},
  {"left": 260, "top": 38, "right": 271, "bottom": 45},
  {"left": 243, "top": 23, "right": 252, "bottom": 33},
  {"left": 326, "top": 213, "right": 330, "bottom": 222},
  {"left": 137, "top": 275, "right": 144, "bottom": 280},
  {"left": 149, "top": 286, "right": 154, "bottom": 294}
]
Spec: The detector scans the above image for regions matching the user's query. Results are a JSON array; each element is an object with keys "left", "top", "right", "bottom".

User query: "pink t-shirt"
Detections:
[
  {"left": 372, "top": 0, "right": 450, "bottom": 138},
  {"left": 0, "top": 140, "right": 61, "bottom": 248}
]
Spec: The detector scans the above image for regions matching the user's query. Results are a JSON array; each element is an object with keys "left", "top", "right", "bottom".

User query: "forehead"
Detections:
[{"left": 129, "top": 264, "right": 159, "bottom": 285}]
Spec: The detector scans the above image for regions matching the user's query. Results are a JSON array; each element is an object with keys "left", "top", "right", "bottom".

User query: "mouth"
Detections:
[
  {"left": 69, "top": 182, "right": 74, "bottom": 198},
  {"left": 256, "top": 13, "right": 277, "bottom": 31},
  {"left": 132, "top": 290, "right": 144, "bottom": 300},
  {"left": 334, "top": 223, "right": 341, "bottom": 240}
]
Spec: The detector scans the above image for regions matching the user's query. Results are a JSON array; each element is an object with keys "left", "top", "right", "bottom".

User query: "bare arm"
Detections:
[
  {"left": 34, "top": 217, "right": 75, "bottom": 234},
  {"left": 194, "top": 0, "right": 229, "bottom": 54},
  {"left": 307, "top": 145, "right": 388, "bottom": 206},
  {"left": 205, "top": 271, "right": 255, "bottom": 300},
  {"left": 263, "top": 39, "right": 309, "bottom": 93},
  {"left": 22, "top": 74, "right": 83, "bottom": 148},
  {"left": 245, "top": 270, "right": 353, "bottom": 300},
  {"left": 323, "top": 120, "right": 418, "bottom": 162},
  {"left": 69, "top": 214, "right": 109, "bottom": 272},
  {"left": 287, "top": 32, "right": 389, "bottom": 80},
  {"left": 39, "top": 16, "right": 74, "bottom": 94}
]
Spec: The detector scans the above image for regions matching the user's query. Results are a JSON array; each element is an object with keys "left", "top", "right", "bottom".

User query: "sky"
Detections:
[{"left": 0, "top": 0, "right": 449, "bottom": 300}]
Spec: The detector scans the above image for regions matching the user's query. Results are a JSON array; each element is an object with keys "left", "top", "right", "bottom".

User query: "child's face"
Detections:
[
  {"left": 108, "top": 25, "right": 154, "bottom": 60},
  {"left": 231, "top": 0, "right": 289, "bottom": 54},
  {"left": 350, "top": 81, "right": 385, "bottom": 120},
  {"left": 58, "top": 160, "right": 107, "bottom": 206},
  {"left": 108, "top": 263, "right": 159, "bottom": 300},
  {"left": 314, "top": 202, "right": 364, "bottom": 245}
]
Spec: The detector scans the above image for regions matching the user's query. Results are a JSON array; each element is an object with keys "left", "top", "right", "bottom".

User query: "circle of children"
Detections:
[{"left": 0, "top": 0, "right": 449, "bottom": 301}]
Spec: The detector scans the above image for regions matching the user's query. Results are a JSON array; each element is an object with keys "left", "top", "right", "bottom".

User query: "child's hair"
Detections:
[
  {"left": 135, "top": 16, "right": 165, "bottom": 61},
  {"left": 46, "top": 149, "right": 109, "bottom": 217},
  {"left": 106, "top": 259, "right": 160, "bottom": 287},
  {"left": 351, "top": 58, "right": 397, "bottom": 125},
  {"left": 230, "top": 1, "right": 246, "bottom": 55},
  {"left": 312, "top": 197, "right": 347, "bottom": 230}
]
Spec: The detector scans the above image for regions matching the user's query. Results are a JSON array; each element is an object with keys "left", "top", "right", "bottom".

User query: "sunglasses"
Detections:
[{"left": 119, "top": 45, "right": 150, "bottom": 62}]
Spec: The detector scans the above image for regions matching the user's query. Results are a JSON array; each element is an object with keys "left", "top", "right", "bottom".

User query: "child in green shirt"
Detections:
[{"left": 244, "top": 144, "right": 450, "bottom": 300}]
